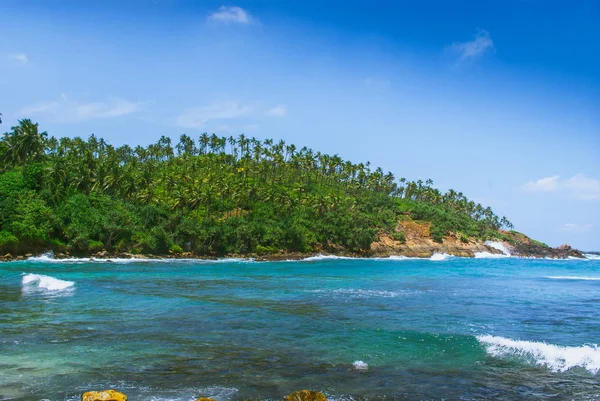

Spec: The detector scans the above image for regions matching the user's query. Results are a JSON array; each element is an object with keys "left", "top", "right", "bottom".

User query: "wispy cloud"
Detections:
[
  {"left": 8, "top": 53, "right": 28, "bottom": 64},
  {"left": 522, "top": 175, "right": 560, "bottom": 192},
  {"left": 175, "top": 102, "right": 252, "bottom": 129},
  {"left": 265, "top": 104, "right": 287, "bottom": 117},
  {"left": 522, "top": 174, "right": 600, "bottom": 200},
  {"left": 446, "top": 29, "right": 495, "bottom": 62},
  {"left": 208, "top": 6, "right": 253, "bottom": 24},
  {"left": 19, "top": 94, "right": 141, "bottom": 122},
  {"left": 561, "top": 223, "right": 594, "bottom": 233}
]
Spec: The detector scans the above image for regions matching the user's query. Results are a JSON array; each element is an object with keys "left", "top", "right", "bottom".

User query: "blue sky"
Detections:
[{"left": 1, "top": 0, "right": 599, "bottom": 250}]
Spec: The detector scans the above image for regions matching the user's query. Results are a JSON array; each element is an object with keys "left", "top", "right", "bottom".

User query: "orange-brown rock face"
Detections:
[
  {"left": 370, "top": 220, "right": 500, "bottom": 258},
  {"left": 286, "top": 390, "right": 328, "bottom": 401},
  {"left": 81, "top": 390, "right": 127, "bottom": 401}
]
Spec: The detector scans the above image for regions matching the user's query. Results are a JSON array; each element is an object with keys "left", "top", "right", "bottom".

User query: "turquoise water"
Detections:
[{"left": 1, "top": 255, "right": 599, "bottom": 400}]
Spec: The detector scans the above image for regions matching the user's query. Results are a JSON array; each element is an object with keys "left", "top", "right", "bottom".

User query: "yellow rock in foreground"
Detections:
[
  {"left": 286, "top": 390, "right": 328, "bottom": 401},
  {"left": 82, "top": 390, "right": 127, "bottom": 401},
  {"left": 195, "top": 398, "right": 217, "bottom": 401}
]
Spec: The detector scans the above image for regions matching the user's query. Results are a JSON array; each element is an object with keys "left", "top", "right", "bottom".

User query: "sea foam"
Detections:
[
  {"left": 26, "top": 252, "right": 253, "bottom": 264},
  {"left": 545, "top": 276, "right": 600, "bottom": 281},
  {"left": 484, "top": 241, "right": 512, "bottom": 256},
  {"left": 584, "top": 253, "right": 600, "bottom": 261},
  {"left": 430, "top": 253, "right": 453, "bottom": 261},
  {"left": 353, "top": 360, "right": 368, "bottom": 370},
  {"left": 477, "top": 335, "right": 600, "bottom": 374},
  {"left": 21, "top": 273, "right": 75, "bottom": 291}
]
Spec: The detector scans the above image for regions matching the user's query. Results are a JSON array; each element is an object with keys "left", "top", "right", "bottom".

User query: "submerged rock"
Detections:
[
  {"left": 286, "top": 390, "right": 328, "bottom": 401},
  {"left": 195, "top": 398, "right": 217, "bottom": 401},
  {"left": 81, "top": 390, "right": 127, "bottom": 401}
]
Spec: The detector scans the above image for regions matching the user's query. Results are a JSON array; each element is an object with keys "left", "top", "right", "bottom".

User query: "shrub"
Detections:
[
  {"left": 0, "top": 230, "right": 18, "bottom": 252},
  {"left": 170, "top": 244, "right": 183, "bottom": 254},
  {"left": 391, "top": 231, "right": 406, "bottom": 243}
]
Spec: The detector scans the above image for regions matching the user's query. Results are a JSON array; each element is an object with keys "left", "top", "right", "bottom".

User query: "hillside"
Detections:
[{"left": 0, "top": 119, "right": 573, "bottom": 260}]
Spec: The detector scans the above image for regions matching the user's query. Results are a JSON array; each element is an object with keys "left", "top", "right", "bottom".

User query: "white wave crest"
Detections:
[
  {"left": 484, "top": 241, "right": 512, "bottom": 256},
  {"left": 584, "top": 253, "right": 600, "bottom": 260},
  {"left": 477, "top": 335, "right": 600, "bottom": 374},
  {"left": 430, "top": 253, "right": 453, "bottom": 261},
  {"left": 21, "top": 273, "right": 74, "bottom": 291},
  {"left": 353, "top": 360, "right": 368, "bottom": 370},
  {"left": 301, "top": 254, "right": 356, "bottom": 262},
  {"left": 26, "top": 253, "right": 253, "bottom": 264},
  {"left": 545, "top": 276, "right": 600, "bottom": 281}
]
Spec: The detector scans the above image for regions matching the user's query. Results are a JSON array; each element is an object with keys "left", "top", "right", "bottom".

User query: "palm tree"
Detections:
[{"left": 2, "top": 119, "right": 48, "bottom": 166}]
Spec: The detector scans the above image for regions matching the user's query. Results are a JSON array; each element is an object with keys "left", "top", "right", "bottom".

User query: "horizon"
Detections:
[{"left": 1, "top": 0, "right": 598, "bottom": 250}]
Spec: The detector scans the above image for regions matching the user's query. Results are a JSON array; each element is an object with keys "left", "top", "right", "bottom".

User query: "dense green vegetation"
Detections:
[{"left": 0, "top": 119, "right": 512, "bottom": 256}]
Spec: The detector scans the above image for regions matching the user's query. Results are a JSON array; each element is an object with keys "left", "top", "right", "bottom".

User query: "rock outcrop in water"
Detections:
[
  {"left": 79, "top": 391, "right": 326, "bottom": 401},
  {"left": 81, "top": 390, "right": 127, "bottom": 401},
  {"left": 286, "top": 390, "right": 328, "bottom": 401}
]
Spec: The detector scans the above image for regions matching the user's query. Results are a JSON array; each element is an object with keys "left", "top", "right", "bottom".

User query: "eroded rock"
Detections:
[
  {"left": 286, "top": 390, "right": 328, "bottom": 401},
  {"left": 81, "top": 390, "right": 127, "bottom": 401}
]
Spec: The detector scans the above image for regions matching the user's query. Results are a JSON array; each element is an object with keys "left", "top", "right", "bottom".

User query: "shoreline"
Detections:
[{"left": 1, "top": 246, "right": 591, "bottom": 263}]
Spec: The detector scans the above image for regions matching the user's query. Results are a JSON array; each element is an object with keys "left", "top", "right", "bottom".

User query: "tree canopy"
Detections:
[{"left": 0, "top": 119, "right": 512, "bottom": 256}]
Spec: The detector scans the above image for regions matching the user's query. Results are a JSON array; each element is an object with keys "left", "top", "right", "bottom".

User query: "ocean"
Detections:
[{"left": 1, "top": 254, "right": 599, "bottom": 400}]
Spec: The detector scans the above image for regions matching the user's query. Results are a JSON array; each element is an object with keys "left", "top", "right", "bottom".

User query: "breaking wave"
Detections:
[
  {"left": 21, "top": 273, "right": 75, "bottom": 292},
  {"left": 545, "top": 276, "right": 600, "bottom": 281},
  {"left": 584, "top": 253, "right": 600, "bottom": 260},
  {"left": 430, "top": 253, "right": 453, "bottom": 261},
  {"left": 477, "top": 335, "right": 600, "bottom": 374},
  {"left": 26, "top": 252, "right": 252, "bottom": 264}
]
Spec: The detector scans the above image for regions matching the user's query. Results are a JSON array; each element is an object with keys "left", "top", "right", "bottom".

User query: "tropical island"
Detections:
[{"left": 0, "top": 119, "right": 584, "bottom": 261}]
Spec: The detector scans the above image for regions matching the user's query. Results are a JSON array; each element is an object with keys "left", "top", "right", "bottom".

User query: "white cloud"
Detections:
[
  {"left": 522, "top": 174, "right": 600, "bottom": 200},
  {"left": 19, "top": 94, "right": 140, "bottom": 122},
  {"left": 562, "top": 174, "right": 600, "bottom": 200},
  {"left": 446, "top": 29, "right": 494, "bottom": 62},
  {"left": 522, "top": 175, "right": 560, "bottom": 192},
  {"left": 561, "top": 223, "right": 594, "bottom": 233},
  {"left": 175, "top": 102, "right": 252, "bottom": 129},
  {"left": 8, "top": 53, "right": 28, "bottom": 64},
  {"left": 265, "top": 104, "right": 287, "bottom": 117},
  {"left": 208, "top": 6, "right": 253, "bottom": 24}
]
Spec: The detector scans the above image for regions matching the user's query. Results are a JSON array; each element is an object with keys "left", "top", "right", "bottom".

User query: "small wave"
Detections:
[
  {"left": 484, "top": 241, "right": 512, "bottom": 256},
  {"left": 26, "top": 253, "right": 253, "bottom": 264},
  {"left": 545, "top": 276, "right": 600, "bottom": 281},
  {"left": 584, "top": 253, "right": 600, "bottom": 261},
  {"left": 477, "top": 335, "right": 600, "bottom": 374},
  {"left": 21, "top": 273, "right": 74, "bottom": 291},
  {"left": 430, "top": 253, "right": 453, "bottom": 261},
  {"left": 301, "top": 254, "right": 356, "bottom": 262},
  {"left": 311, "top": 288, "right": 406, "bottom": 299},
  {"left": 352, "top": 360, "right": 368, "bottom": 370}
]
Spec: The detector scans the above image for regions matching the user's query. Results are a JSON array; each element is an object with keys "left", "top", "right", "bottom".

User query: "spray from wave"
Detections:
[
  {"left": 21, "top": 273, "right": 75, "bottom": 292},
  {"left": 477, "top": 335, "right": 600, "bottom": 374},
  {"left": 430, "top": 253, "right": 453, "bottom": 261}
]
